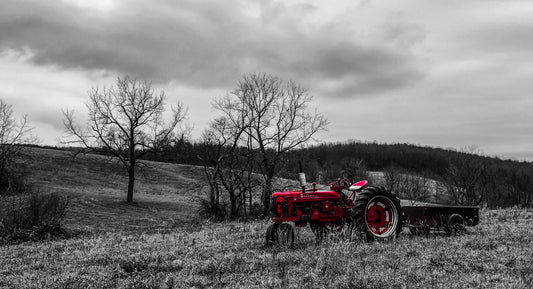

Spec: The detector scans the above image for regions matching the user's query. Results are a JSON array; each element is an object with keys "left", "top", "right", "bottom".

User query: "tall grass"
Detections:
[{"left": 0, "top": 208, "right": 531, "bottom": 288}]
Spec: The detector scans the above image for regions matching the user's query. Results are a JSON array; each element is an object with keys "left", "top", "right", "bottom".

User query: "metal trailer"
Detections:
[{"left": 402, "top": 205, "right": 479, "bottom": 235}]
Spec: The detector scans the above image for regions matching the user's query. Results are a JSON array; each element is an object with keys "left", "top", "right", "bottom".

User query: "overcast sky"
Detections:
[{"left": 1, "top": 0, "right": 532, "bottom": 161}]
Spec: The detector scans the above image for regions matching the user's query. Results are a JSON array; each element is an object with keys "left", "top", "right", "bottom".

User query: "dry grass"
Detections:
[
  {"left": 1, "top": 147, "right": 532, "bottom": 288},
  {"left": 1, "top": 209, "right": 532, "bottom": 288}
]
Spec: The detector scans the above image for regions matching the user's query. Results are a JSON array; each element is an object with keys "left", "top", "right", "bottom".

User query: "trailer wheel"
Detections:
[
  {"left": 351, "top": 186, "right": 403, "bottom": 241},
  {"left": 444, "top": 213, "right": 465, "bottom": 235},
  {"left": 265, "top": 223, "right": 294, "bottom": 248}
]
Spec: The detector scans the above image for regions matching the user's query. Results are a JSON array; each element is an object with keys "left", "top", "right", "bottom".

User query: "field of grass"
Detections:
[{"left": 1, "top": 147, "right": 532, "bottom": 288}]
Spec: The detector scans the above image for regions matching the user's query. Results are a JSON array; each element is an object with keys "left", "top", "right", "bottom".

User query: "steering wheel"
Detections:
[{"left": 329, "top": 177, "right": 349, "bottom": 190}]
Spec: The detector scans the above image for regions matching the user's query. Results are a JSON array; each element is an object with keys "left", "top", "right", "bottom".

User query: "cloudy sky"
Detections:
[{"left": 1, "top": 0, "right": 532, "bottom": 160}]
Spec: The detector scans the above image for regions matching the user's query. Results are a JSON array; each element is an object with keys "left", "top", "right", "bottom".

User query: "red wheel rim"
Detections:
[{"left": 365, "top": 196, "right": 398, "bottom": 238}]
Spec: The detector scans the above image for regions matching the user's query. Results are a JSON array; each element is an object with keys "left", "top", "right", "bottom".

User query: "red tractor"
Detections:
[
  {"left": 266, "top": 176, "right": 404, "bottom": 247},
  {"left": 266, "top": 175, "right": 479, "bottom": 247}
]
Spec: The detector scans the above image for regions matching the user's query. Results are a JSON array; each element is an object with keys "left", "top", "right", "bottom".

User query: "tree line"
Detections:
[
  {"left": 277, "top": 141, "right": 533, "bottom": 208},
  {"left": 141, "top": 138, "right": 533, "bottom": 211}
]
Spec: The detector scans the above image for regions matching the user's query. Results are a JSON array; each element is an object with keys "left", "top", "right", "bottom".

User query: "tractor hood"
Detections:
[{"left": 272, "top": 190, "right": 341, "bottom": 201}]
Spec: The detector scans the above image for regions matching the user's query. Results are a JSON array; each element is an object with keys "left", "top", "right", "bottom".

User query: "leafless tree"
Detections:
[
  {"left": 384, "top": 166, "right": 402, "bottom": 195},
  {"left": 341, "top": 158, "right": 369, "bottom": 183},
  {"left": 63, "top": 76, "right": 186, "bottom": 203},
  {"left": 0, "top": 99, "right": 33, "bottom": 187},
  {"left": 384, "top": 166, "right": 432, "bottom": 204},
  {"left": 215, "top": 73, "right": 328, "bottom": 212},
  {"left": 199, "top": 117, "right": 259, "bottom": 219},
  {"left": 443, "top": 150, "right": 486, "bottom": 206}
]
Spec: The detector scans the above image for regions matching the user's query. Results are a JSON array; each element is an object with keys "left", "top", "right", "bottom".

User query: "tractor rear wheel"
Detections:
[
  {"left": 265, "top": 223, "right": 295, "bottom": 248},
  {"left": 351, "top": 186, "right": 404, "bottom": 242}
]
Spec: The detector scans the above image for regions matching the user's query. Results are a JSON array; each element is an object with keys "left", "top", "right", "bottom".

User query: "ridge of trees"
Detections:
[
  {"left": 279, "top": 141, "right": 533, "bottom": 208},
  {"left": 136, "top": 139, "right": 533, "bottom": 209}
]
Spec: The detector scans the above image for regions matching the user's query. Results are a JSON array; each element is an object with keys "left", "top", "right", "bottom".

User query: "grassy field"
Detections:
[
  {"left": 11, "top": 147, "right": 204, "bottom": 232},
  {"left": 1, "top": 147, "right": 532, "bottom": 288}
]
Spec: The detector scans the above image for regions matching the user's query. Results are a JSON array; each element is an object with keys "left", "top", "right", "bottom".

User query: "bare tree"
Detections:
[
  {"left": 383, "top": 165, "right": 402, "bottom": 195},
  {"left": 443, "top": 151, "right": 486, "bottom": 206},
  {"left": 215, "top": 73, "right": 328, "bottom": 212},
  {"left": 199, "top": 117, "right": 258, "bottom": 219},
  {"left": 383, "top": 165, "right": 432, "bottom": 204},
  {"left": 63, "top": 76, "right": 186, "bottom": 203},
  {"left": 341, "top": 158, "right": 369, "bottom": 183},
  {"left": 0, "top": 99, "right": 33, "bottom": 187}
]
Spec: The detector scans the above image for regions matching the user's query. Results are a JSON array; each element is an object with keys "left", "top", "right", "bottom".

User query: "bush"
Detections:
[
  {"left": 198, "top": 199, "right": 226, "bottom": 221},
  {"left": 0, "top": 168, "right": 28, "bottom": 196},
  {"left": 0, "top": 185, "right": 70, "bottom": 244},
  {"left": 248, "top": 202, "right": 264, "bottom": 219}
]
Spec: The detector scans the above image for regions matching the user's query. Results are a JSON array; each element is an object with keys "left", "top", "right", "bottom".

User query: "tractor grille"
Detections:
[{"left": 270, "top": 196, "right": 289, "bottom": 217}]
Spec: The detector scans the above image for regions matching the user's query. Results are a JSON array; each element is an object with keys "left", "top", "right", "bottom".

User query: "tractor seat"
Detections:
[{"left": 349, "top": 180, "right": 368, "bottom": 191}]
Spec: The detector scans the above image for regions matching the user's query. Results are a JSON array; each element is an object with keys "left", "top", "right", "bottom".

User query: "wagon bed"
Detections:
[{"left": 403, "top": 204, "right": 480, "bottom": 234}]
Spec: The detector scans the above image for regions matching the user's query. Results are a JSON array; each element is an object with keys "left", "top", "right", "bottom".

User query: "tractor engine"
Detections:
[{"left": 270, "top": 190, "right": 352, "bottom": 223}]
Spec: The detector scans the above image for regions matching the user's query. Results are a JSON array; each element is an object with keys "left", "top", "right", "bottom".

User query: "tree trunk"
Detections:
[
  {"left": 127, "top": 130, "right": 136, "bottom": 203},
  {"left": 127, "top": 159, "right": 135, "bottom": 203},
  {"left": 249, "top": 189, "right": 252, "bottom": 216},
  {"left": 242, "top": 193, "right": 246, "bottom": 217},
  {"left": 229, "top": 191, "right": 237, "bottom": 218},
  {"left": 262, "top": 176, "right": 273, "bottom": 214}
]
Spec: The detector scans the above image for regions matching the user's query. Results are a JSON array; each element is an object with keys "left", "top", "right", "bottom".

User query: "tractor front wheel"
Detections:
[
  {"left": 351, "top": 186, "right": 404, "bottom": 242},
  {"left": 266, "top": 223, "right": 295, "bottom": 248}
]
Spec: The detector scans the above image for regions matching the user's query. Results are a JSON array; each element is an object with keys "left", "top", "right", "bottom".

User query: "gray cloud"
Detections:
[
  {"left": 0, "top": 0, "right": 423, "bottom": 97},
  {"left": 383, "top": 17, "right": 426, "bottom": 49},
  {"left": 29, "top": 110, "right": 64, "bottom": 131},
  {"left": 467, "top": 22, "right": 533, "bottom": 56},
  {"left": 2, "top": 0, "right": 533, "bottom": 161}
]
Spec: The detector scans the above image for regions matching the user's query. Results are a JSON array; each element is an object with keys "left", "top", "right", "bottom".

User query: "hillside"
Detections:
[
  {"left": 1, "top": 147, "right": 532, "bottom": 288},
  {"left": 13, "top": 147, "right": 205, "bottom": 232}
]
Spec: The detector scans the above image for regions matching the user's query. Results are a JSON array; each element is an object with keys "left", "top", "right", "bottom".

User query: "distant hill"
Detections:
[{"left": 280, "top": 141, "right": 527, "bottom": 176}]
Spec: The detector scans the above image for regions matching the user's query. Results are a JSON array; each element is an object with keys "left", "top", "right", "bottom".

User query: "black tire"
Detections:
[
  {"left": 265, "top": 223, "right": 295, "bottom": 248},
  {"left": 265, "top": 223, "right": 277, "bottom": 246},
  {"left": 310, "top": 222, "right": 328, "bottom": 243},
  {"left": 351, "top": 186, "right": 404, "bottom": 242},
  {"left": 444, "top": 213, "right": 465, "bottom": 235}
]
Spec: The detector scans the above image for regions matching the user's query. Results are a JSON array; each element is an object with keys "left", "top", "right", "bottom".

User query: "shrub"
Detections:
[
  {"left": 198, "top": 198, "right": 226, "bottom": 221},
  {"left": 0, "top": 185, "right": 70, "bottom": 244},
  {"left": 248, "top": 202, "right": 264, "bottom": 219},
  {"left": 0, "top": 168, "right": 28, "bottom": 196}
]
